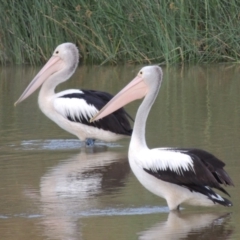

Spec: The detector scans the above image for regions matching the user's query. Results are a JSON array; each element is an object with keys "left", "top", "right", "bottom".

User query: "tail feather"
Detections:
[
  {"left": 209, "top": 193, "right": 233, "bottom": 207},
  {"left": 184, "top": 184, "right": 233, "bottom": 207}
]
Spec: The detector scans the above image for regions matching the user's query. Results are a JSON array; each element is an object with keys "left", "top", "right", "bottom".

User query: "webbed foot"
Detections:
[{"left": 85, "top": 138, "right": 96, "bottom": 147}]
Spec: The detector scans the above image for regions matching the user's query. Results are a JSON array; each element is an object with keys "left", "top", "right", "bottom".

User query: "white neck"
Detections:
[
  {"left": 129, "top": 86, "right": 159, "bottom": 152},
  {"left": 40, "top": 75, "right": 60, "bottom": 97},
  {"left": 39, "top": 65, "right": 76, "bottom": 99}
]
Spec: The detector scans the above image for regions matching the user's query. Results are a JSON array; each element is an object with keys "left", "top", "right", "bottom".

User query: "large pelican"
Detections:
[
  {"left": 91, "top": 65, "right": 234, "bottom": 210},
  {"left": 15, "top": 43, "right": 132, "bottom": 146}
]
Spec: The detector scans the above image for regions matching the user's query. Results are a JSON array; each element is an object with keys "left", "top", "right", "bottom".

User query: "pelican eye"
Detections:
[
  {"left": 140, "top": 71, "right": 143, "bottom": 75},
  {"left": 55, "top": 51, "right": 59, "bottom": 54}
]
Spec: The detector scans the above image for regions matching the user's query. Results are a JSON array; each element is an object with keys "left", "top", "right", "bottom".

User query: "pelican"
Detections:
[
  {"left": 15, "top": 43, "right": 132, "bottom": 146},
  {"left": 91, "top": 65, "right": 234, "bottom": 210}
]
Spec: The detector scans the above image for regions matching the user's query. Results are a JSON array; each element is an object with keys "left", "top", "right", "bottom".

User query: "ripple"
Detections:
[
  {"left": 0, "top": 206, "right": 168, "bottom": 219},
  {"left": 78, "top": 206, "right": 169, "bottom": 217},
  {"left": 10, "top": 139, "right": 122, "bottom": 151}
]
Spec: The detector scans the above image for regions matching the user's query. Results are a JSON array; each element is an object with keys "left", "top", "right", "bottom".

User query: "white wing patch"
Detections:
[
  {"left": 55, "top": 89, "right": 84, "bottom": 96},
  {"left": 53, "top": 96, "right": 99, "bottom": 122},
  {"left": 140, "top": 149, "right": 195, "bottom": 175}
]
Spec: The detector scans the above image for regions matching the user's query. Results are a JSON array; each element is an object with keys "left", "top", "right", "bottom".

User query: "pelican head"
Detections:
[
  {"left": 91, "top": 65, "right": 163, "bottom": 122},
  {"left": 15, "top": 43, "right": 79, "bottom": 106}
]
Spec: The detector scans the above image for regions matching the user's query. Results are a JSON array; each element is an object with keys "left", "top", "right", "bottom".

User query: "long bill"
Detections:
[
  {"left": 14, "top": 56, "right": 64, "bottom": 106},
  {"left": 90, "top": 74, "right": 148, "bottom": 122}
]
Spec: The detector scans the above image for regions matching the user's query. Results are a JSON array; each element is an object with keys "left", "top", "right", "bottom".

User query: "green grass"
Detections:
[{"left": 1, "top": 0, "right": 240, "bottom": 65}]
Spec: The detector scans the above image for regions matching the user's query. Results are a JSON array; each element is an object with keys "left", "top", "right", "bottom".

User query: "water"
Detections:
[{"left": 0, "top": 64, "right": 239, "bottom": 239}]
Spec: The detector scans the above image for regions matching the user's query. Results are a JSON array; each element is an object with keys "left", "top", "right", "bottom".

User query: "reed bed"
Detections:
[{"left": 1, "top": 0, "right": 240, "bottom": 65}]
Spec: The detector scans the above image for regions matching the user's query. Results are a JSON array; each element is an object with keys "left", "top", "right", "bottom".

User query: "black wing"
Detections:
[
  {"left": 144, "top": 148, "right": 234, "bottom": 197},
  {"left": 59, "top": 90, "right": 133, "bottom": 136},
  {"left": 179, "top": 148, "right": 234, "bottom": 186}
]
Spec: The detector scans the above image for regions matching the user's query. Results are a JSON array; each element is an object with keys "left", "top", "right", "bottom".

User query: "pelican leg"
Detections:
[{"left": 85, "top": 138, "right": 96, "bottom": 147}]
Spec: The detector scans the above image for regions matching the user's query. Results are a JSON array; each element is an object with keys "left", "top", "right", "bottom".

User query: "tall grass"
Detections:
[{"left": 1, "top": 0, "right": 240, "bottom": 64}]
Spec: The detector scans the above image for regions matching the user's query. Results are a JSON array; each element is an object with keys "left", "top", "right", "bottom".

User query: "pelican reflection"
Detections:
[
  {"left": 138, "top": 211, "right": 232, "bottom": 240},
  {"left": 32, "top": 150, "right": 129, "bottom": 240}
]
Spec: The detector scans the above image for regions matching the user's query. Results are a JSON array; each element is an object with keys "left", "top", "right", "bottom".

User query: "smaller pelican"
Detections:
[
  {"left": 15, "top": 43, "right": 132, "bottom": 146},
  {"left": 91, "top": 65, "right": 234, "bottom": 210}
]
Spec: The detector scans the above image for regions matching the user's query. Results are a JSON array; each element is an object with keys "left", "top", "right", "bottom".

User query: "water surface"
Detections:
[{"left": 0, "top": 64, "right": 239, "bottom": 239}]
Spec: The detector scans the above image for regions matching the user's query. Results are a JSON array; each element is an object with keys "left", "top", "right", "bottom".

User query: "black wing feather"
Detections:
[{"left": 177, "top": 148, "right": 234, "bottom": 186}]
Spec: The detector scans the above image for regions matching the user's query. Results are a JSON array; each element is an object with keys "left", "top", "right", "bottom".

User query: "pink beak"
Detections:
[
  {"left": 14, "top": 55, "right": 64, "bottom": 106},
  {"left": 91, "top": 74, "right": 148, "bottom": 122}
]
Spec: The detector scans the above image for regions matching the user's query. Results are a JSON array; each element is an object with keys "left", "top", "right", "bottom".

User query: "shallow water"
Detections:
[{"left": 0, "top": 64, "right": 239, "bottom": 239}]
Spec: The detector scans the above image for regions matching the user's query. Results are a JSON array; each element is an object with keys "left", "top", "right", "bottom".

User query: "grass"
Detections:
[{"left": 1, "top": 0, "right": 240, "bottom": 65}]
